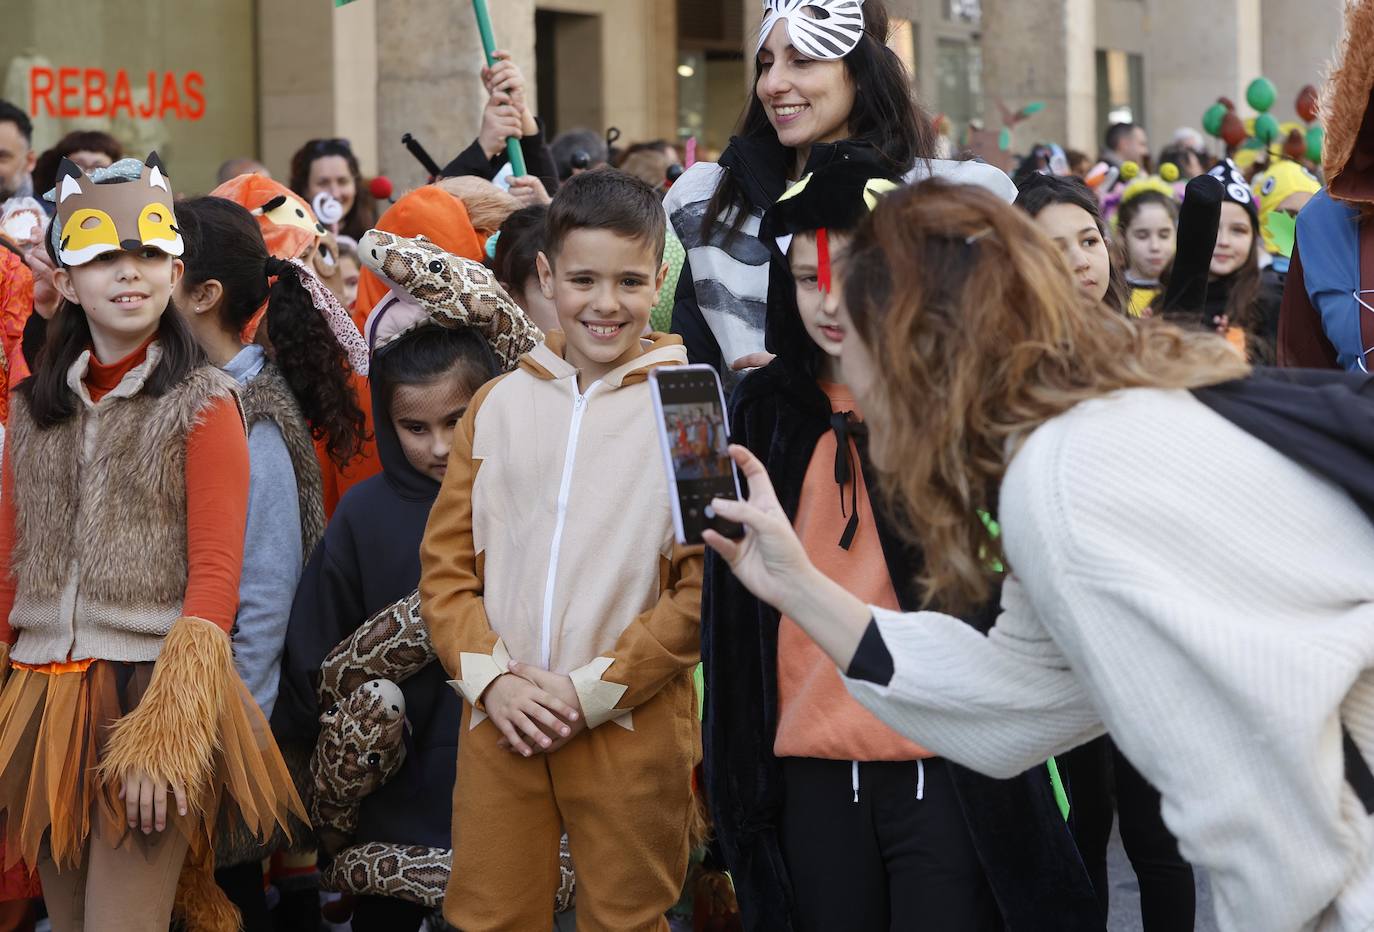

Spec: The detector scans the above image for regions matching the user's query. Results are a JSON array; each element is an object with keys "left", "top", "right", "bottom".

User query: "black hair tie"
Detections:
[{"left": 264, "top": 255, "right": 292, "bottom": 279}]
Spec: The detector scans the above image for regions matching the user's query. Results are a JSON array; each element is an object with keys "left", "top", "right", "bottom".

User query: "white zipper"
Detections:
[{"left": 538, "top": 381, "right": 599, "bottom": 668}]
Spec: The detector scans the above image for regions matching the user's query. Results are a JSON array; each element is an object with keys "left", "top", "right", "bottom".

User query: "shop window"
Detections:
[
  {"left": 888, "top": 18, "right": 917, "bottom": 80},
  {"left": 1096, "top": 48, "right": 1146, "bottom": 140},
  {"left": 937, "top": 37, "right": 982, "bottom": 131}
]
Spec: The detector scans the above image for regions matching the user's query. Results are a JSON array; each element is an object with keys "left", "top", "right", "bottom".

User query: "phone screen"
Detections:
[{"left": 651, "top": 366, "right": 744, "bottom": 545}]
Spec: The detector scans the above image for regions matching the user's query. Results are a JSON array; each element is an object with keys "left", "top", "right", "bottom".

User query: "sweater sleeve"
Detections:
[
  {"left": 232, "top": 420, "right": 303, "bottom": 717},
  {"left": 182, "top": 396, "right": 250, "bottom": 632},
  {"left": 419, "top": 380, "right": 505, "bottom": 705},
  {"left": 841, "top": 577, "right": 1103, "bottom": 779},
  {"left": 438, "top": 119, "right": 559, "bottom": 196},
  {"left": 567, "top": 545, "right": 703, "bottom": 729},
  {"left": 439, "top": 139, "right": 498, "bottom": 182}
]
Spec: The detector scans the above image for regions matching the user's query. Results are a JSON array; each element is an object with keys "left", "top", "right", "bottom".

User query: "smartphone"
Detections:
[{"left": 650, "top": 365, "right": 745, "bottom": 545}]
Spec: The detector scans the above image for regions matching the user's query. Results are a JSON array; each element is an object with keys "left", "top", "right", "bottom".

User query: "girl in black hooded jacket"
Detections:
[{"left": 702, "top": 153, "right": 1103, "bottom": 931}]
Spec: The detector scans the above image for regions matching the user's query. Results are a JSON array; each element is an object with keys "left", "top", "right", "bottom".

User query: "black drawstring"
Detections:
[{"left": 830, "top": 411, "right": 864, "bottom": 550}]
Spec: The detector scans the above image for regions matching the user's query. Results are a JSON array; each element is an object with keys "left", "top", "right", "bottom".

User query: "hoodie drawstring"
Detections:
[
  {"left": 851, "top": 760, "right": 859, "bottom": 803},
  {"left": 916, "top": 758, "right": 926, "bottom": 801}
]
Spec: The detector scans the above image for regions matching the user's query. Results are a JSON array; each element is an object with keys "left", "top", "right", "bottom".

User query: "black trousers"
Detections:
[
  {"left": 350, "top": 894, "right": 430, "bottom": 931},
  {"left": 1061, "top": 736, "right": 1195, "bottom": 931},
  {"left": 779, "top": 757, "right": 1002, "bottom": 932},
  {"left": 213, "top": 861, "right": 271, "bottom": 932}
]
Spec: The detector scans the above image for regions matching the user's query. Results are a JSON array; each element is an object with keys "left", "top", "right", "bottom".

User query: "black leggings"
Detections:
[
  {"left": 1061, "top": 736, "right": 1195, "bottom": 931},
  {"left": 779, "top": 757, "right": 1002, "bottom": 932}
]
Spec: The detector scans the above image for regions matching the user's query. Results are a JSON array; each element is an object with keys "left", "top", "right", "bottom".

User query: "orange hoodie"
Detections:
[{"left": 320, "top": 187, "right": 487, "bottom": 515}]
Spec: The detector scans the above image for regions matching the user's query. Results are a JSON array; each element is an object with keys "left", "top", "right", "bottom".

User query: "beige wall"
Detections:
[
  {"left": 257, "top": 0, "right": 334, "bottom": 185},
  {"left": 982, "top": 0, "right": 1099, "bottom": 155},
  {"left": 1, "top": 0, "right": 257, "bottom": 195},
  {"left": 1262, "top": 0, "right": 1345, "bottom": 127},
  {"left": 539, "top": 0, "right": 676, "bottom": 145}
]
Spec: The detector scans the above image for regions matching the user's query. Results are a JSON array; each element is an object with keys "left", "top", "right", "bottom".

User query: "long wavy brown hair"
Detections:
[{"left": 842, "top": 180, "right": 1251, "bottom": 611}]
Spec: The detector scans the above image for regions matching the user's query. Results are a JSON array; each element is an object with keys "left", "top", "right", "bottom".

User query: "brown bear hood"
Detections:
[{"left": 1323, "top": 0, "right": 1374, "bottom": 204}]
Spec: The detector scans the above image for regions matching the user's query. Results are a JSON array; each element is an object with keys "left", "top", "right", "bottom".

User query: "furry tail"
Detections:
[
  {"left": 96, "top": 616, "right": 233, "bottom": 807},
  {"left": 174, "top": 836, "right": 240, "bottom": 932}
]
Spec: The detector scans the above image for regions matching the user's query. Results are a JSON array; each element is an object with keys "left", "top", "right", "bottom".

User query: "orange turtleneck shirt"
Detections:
[{"left": 0, "top": 338, "right": 249, "bottom": 650}]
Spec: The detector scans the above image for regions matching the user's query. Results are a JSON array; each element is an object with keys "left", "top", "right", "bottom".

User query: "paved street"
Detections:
[{"left": 1107, "top": 830, "right": 1217, "bottom": 932}]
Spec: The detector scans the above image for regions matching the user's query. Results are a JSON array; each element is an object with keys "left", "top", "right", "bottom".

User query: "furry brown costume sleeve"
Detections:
[{"left": 96, "top": 615, "right": 235, "bottom": 808}]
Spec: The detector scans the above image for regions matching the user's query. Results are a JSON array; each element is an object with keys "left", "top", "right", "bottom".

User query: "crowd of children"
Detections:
[{"left": 0, "top": 0, "right": 1371, "bottom": 930}]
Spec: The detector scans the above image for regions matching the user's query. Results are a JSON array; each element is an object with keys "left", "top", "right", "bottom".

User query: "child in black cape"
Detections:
[{"left": 702, "top": 158, "right": 1104, "bottom": 930}]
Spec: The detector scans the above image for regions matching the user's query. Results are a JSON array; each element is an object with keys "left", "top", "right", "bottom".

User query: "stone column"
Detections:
[
  {"left": 375, "top": 0, "right": 536, "bottom": 192},
  {"left": 981, "top": 0, "right": 1097, "bottom": 155},
  {"left": 257, "top": 0, "right": 338, "bottom": 181},
  {"left": 1143, "top": 0, "right": 1257, "bottom": 154},
  {"left": 1261, "top": 0, "right": 1345, "bottom": 126}
]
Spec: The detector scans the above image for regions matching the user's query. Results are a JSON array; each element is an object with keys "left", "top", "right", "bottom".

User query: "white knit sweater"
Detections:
[{"left": 843, "top": 388, "right": 1374, "bottom": 932}]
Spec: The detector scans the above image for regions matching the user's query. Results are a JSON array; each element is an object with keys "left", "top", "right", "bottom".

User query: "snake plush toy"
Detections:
[
  {"left": 312, "top": 592, "right": 576, "bottom": 913},
  {"left": 357, "top": 228, "right": 543, "bottom": 366},
  {"left": 313, "top": 233, "right": 571, "bottom": 912}
]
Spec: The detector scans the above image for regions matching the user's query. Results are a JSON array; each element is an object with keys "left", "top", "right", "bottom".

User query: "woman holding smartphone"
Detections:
[{"left": 705, "top": 178, "right": 1374, "bottom": 932}]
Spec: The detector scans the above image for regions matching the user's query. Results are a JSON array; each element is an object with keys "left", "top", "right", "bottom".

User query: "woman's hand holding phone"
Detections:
[{"left": 702, "top": 446, "right": 815, "bottom": 614}]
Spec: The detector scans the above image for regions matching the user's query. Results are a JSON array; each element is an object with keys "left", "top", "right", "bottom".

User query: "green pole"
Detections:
[{"left": 471, "top": 0, "right": 528, "bottom": 177}]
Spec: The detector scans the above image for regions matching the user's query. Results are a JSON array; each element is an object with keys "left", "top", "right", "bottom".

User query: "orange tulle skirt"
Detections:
[{"left": 0, "top": 661, "right": 305, "bottom": 872}]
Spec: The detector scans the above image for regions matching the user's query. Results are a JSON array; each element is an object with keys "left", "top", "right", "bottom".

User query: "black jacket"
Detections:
[
  {"left": 1204, "top": 266, "right": 1285, "bottom": 364},
  {"left": 703, "top": 178, "right": 1104, "bottom": 930},
  {"left": 439, "top": 116, "right": 559, "bottom": 198},
  {"left": 272, "top": 335, "right": 460, "bottom": 851}
]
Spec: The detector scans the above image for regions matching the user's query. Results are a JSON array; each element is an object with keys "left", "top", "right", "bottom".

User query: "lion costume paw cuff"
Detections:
[
  {"left": 96, "top": 616, "right": 234, "bottom": 808},
  {"left": 450, "top": 638, "right": 512, "bottom": 729},
  {"left": 569, "top": 658, "right": 634, "bottom": 731}
]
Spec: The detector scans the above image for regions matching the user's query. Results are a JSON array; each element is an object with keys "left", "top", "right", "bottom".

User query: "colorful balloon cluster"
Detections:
[{"left": 1202, "top": 79, "right": 1323, "bottom": 163}]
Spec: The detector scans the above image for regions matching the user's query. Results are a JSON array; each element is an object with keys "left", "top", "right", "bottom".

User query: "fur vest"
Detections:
[
  {"left": 240, "top": 362, "right": 326, "bottom": 559},
  {"left": 7, "top": 344, "right": 240, "bottom": 664}
]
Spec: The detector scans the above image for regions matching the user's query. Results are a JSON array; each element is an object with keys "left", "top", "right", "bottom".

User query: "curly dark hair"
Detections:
[{"left": 176, "top": 196, "right": 366, "bottom": 467}]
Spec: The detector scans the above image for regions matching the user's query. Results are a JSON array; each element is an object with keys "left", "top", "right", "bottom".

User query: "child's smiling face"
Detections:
[
  {"left": 537, "top": 228, "right": 667, "bottom": 388},
  {"left": 54, "top": 247, "right": 180, "bottom": 359}
]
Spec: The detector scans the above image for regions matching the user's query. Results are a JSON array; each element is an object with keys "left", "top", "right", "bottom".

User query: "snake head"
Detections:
[{"left": 358, "top": 228, "right": 479, "bottom": 307}]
